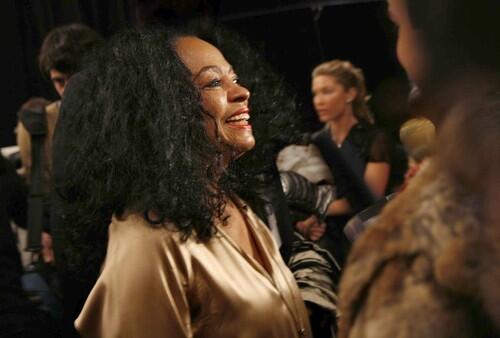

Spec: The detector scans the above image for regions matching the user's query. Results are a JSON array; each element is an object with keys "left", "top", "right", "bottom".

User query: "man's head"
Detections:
[{"left": 39, "top": 23, "right": 102, "bottom": 97}]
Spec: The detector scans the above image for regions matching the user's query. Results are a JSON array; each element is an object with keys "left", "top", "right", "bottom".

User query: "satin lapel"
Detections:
[
  {"left": 215, "top": 220, "right": 275, "bottom": 285},
  {"left": 244, "top": 208, "right": 304, "bottom": 332}
]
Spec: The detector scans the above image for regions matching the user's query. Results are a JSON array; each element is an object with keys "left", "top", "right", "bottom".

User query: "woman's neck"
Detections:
[{"left": 328, "top": 111, "right": 358, "bottom": 146}]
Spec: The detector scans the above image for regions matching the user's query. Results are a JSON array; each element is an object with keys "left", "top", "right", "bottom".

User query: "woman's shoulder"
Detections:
[
  {"left": 348, "top": 122, "right": 384, "bottom": 148},
  {"left": 77, "top": 213, "right": 193, "bottom": 337},
  {"left": 99, "top": 213, "right": 193, "bottom": 283},
  {"left": 351, "top": 121, "right": 378, "bottom": 134},
  {"left": 45, "top": 100, "right": 60, "bottom": 116},
  {"left": 108, "top": 213, "right": 186, "bottom": 252},
  {"left": 352, "top": 121, "right": 385, "bottom": 141}
]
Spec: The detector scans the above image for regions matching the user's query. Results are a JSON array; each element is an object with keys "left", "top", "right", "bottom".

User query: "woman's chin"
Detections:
[
  {"left": 237, "top": 141, "right": 256, "bottom": 155},
  {"left": 228, "top": 139, "right": 256, "bottom": 160},
  {"left": 317, "top": 115, "right": 332, "bottom": 123}
]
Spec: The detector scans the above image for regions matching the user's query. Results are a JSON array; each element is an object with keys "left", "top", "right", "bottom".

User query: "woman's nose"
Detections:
[
  {"left": 229, "top": 83, "right": 250, "bottom": 102},
  {"left": 313, "top": 96, "right": 322, "bottom": 106}
]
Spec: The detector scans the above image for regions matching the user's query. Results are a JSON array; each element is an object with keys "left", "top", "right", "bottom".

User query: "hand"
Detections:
[
  {"left": 295, "top": 214, "right": 317, "bottom": 236},
  {"left": 41, "top": 232, "right": 54, "bottom": 264},
  {"left": 295, "top": 214, "right": 326, "bottom": 241},
  {"left": 308, "top": 221, "right": 326, "bottom": 241}
]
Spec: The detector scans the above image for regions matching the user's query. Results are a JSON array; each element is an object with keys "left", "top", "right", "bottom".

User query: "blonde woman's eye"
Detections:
[{"left": 232, "top": 76, "right": 239, "bottom": 84}]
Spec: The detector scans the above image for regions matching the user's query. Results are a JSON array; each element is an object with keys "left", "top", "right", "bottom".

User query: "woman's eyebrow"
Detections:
[
  {"left": 193, "top": 65, "right": 221, "bottom": 80},
  {"left": 193, "top": 65, "right": 235, "bottom": 80}
]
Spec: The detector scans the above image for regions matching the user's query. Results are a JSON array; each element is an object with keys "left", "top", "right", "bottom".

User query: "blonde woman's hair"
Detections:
[
  {"left": 312, "top": 60, "right": 373, "bottom": 123},
  {"left": 399, "top": 117, "right": 436, "bottom": 163}
]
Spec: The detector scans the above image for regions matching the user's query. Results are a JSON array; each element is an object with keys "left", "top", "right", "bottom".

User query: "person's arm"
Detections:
[
  {"left": 364, "top": 131, "right": 392, "bottom": 199},
  {"left": 325, "top": 161, "right": 390, "bottom": 217},
  {"left": 326, "top": 198, "right": 352, "bottom": 216},
  {"left": 364, "top": 162, "right": 391, "bottom": 199}
]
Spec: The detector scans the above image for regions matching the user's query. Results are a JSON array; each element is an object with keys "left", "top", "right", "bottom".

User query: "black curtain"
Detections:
[
  {"left": 1, "top": 0, "right": 135, "bottom": 147},
  {"left": 1, "top": 0, "right": 407, "bottom": 147}
]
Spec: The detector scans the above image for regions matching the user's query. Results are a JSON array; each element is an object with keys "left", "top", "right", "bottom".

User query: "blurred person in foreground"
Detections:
[{"left": 338, "top": 0, "right": 500, "bottom": 337}]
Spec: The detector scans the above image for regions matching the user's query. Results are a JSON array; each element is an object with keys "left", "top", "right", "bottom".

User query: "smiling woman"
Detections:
[
  {"left": 54, "top": 26, "right": 311, "bottom": 338},
  {"left": 175, "top": 36, "right": 255, "bottom": 159}
]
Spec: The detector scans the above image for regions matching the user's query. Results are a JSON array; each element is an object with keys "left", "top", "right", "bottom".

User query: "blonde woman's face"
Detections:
[
  {"left": 312, "top": 75, "right": 356, "bottom": 123},
  {"left": 388, "top": 0, "right": 429, "bottom": 86}
]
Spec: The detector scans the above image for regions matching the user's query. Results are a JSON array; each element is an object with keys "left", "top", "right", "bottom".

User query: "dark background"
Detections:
[{"left": 1, "top": 0, "right": 409, "bottom": 147}]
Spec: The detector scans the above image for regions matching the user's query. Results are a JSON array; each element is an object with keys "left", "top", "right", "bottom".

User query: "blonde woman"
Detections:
[{"left": 299, "top": 60, "right": 391, "bottom": 265}]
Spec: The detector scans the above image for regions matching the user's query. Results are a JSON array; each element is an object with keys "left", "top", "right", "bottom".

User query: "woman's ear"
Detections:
[{"left": 347, "top": 87, "right": 358, "bottom": 103}]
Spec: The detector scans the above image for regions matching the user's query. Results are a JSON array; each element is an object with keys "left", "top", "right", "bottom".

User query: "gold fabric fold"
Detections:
[{"left": 75, "top": 205, "right": 311, "bottom": 338}]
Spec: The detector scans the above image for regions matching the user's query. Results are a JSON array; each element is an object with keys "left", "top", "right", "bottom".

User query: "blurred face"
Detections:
[
  {"left": 312, "top": 75, "right": 356, "bottom": 123},
  {"left": 49, "top": 69, "right": 70, "bottom": 97},
  {"left": 175, "top": 36, "right": 255, "bottom": 156},
  {"left": 388, "top": 0, "right": 429, "bottom": 86}
]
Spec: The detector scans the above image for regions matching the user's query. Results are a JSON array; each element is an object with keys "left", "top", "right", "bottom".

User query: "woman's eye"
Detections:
[
  {"left": 204, "top": 79, "right": 221, "bottom": 88},
  {"left": 232, "top": 76, "right": 239, "bottom": 84}
]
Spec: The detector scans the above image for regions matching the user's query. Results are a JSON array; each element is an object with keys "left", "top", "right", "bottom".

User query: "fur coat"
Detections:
[
  {"left": 337, "top": 89, "right": 500, "bottom": 338},
  {"left": 338, "top": 160, "right": 499, "bottom": 337}
]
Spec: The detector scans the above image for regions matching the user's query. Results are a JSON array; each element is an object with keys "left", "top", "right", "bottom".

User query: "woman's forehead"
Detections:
[{"left": 174, "top": 36, "right": 230, "bottom": 75}]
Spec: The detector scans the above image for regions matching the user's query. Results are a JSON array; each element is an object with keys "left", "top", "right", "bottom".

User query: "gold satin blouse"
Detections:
[{"left": 75, "top": 204, "right": 311, "bottom": 338}]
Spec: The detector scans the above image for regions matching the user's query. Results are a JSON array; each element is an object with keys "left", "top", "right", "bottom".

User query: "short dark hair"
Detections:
[
  {"left": 38, "top": 23, "right": 102, "bottom": 78},
  {"left": 19, "top": 97, "right": 51, "bottom": 113}
]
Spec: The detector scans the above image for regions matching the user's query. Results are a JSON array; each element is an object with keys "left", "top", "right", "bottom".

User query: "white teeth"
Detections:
[
  {"left": 230, "top": 120, "right": 249, "bottom": 126},
  {"left": 226, "top": 113, "right": 250, "bottom": 122}
]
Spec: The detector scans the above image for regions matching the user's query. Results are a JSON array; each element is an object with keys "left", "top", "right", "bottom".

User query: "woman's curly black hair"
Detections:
[{"left": 56, "top": 23, "right": 303, "bottom": 278}]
